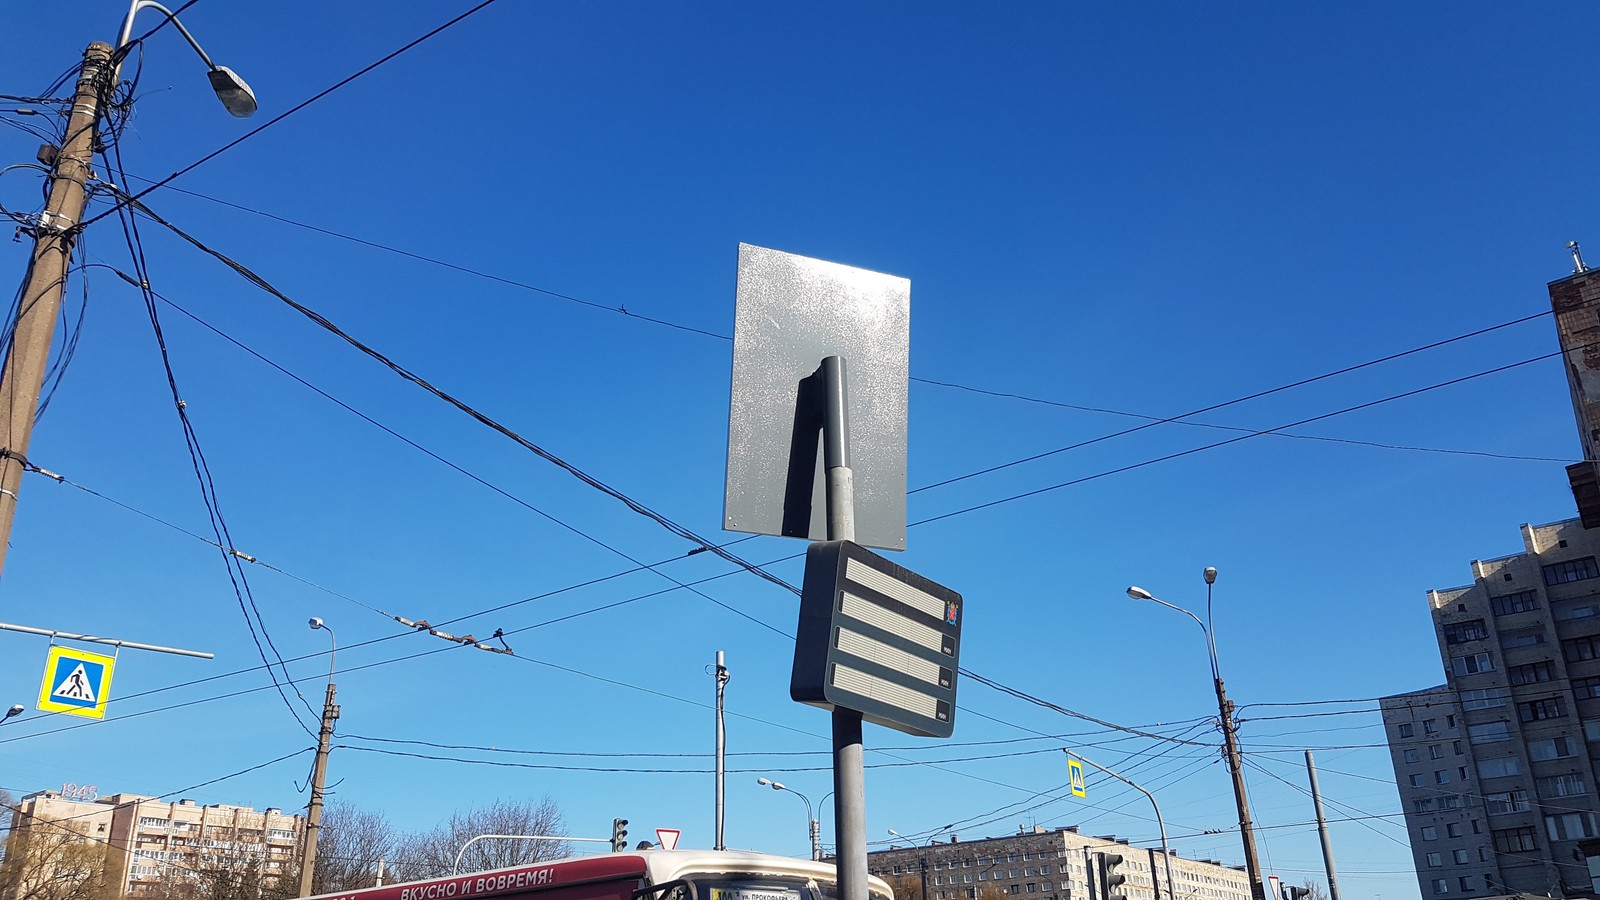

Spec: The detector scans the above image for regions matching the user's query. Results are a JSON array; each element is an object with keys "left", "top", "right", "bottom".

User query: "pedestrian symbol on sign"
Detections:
[{"left": 53, "top": 663, "right": 97, "bottom": 702}]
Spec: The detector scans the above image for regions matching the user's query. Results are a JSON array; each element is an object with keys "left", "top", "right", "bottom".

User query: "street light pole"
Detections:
[
  {"left": 1126, "top": 569, "right": 1265, "bottom": 900},
  {"left": 1063, "top": 750, "right": 1175, "bottom": 900},
  {"left": 758, "top": 778, "right": 820, "bottom": 861},
  {"left": 299, "top": 618, "right": 340, "bottom": 897}
]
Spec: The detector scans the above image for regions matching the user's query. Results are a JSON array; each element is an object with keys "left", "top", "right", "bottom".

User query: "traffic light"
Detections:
[
  {"left": 1097, "top": 853, "right": 1127, "bottom": 900},
  {"left": 1283, "top": 888, "right": 1311, "bottom": 900},
  {"left": 611, "top": 818, "right": 629, "bottom": 852}
]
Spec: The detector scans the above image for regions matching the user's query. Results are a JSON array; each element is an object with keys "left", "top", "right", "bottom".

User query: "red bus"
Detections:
[{"left": 306, "top": 850, "right": 894, "bottom": 900}]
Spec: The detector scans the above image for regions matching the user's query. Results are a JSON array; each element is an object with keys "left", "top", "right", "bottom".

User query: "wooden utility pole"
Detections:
[
  {"left": 297, "top": 681, "right": 339, "bottom": 896},
  {"left": 0, "top": 42, "right": 113, "bottom": 582}
]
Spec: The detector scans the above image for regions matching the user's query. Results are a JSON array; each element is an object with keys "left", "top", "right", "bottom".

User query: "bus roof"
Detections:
[{"left": 306, "top": 851, "right": 892, "bottom": 900}]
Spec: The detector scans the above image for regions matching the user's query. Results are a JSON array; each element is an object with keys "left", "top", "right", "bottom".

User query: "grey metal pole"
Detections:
[
  {"left": 0, "top": 622, "right": 213, "bottom": 658},
  {"left": 1065, "top": 750, "right": 1175, "bottom": 900},
  {"left": 715, "top": 650, "right": 729, "bottom": 850},
  {"left": 1304, "top": 752, "right": 1341, "bottom": 900},
  {"left": 821, "top": 356, "right": 865, "bottom": 900}
]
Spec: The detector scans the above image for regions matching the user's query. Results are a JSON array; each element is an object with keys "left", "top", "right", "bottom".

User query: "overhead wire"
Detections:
[
  {"left": 83, "top": 0, "right": 508, "bottom": 228},
  {"left": 126, "top": 175, "right": 1571, "bottom": 472},
  {"left": 94, "top": 63, "right": 318, "bottom": 737}
]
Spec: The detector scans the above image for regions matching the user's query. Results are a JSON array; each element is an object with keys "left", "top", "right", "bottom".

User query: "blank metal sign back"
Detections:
[{"left": 724, "top": 243, "right": 909, "bottom": 551}]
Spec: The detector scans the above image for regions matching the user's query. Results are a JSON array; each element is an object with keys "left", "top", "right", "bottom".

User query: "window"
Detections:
[
  {"left": 1492, "top": 590, "right": 1540, "bottom": 615},
  {"left": 1426, "top": 852, "right": 1443, "bottom": 868},
  {"left": 1435, "top": 770, "right": 1449, "bottom": 784},
  {"left": 1405, "top": 749, "right": 1421, "bottom": 763},
  {"left": 1399, "top": 723, "right": 1415, "bottom": 738},
  {"left": 1445, "top": 620, "right": 1490, "bottom": 644},
  {"left": 1425, "top": 719, "right": 1440, "bottom": 736},
  {"left": 1479, "top": 847, "right": 1490, "bottom": 862},
  {"left": 1486, "top": 790, "right": 1531, "bottom": 813},
  {"left": 1544, "top": 557, "right": 1600, "bottom": 585},
  {"left": 1468, "top": 721, "right": 1512, "bottom": 744},
  {"left": 1452, "top": 653, "right": 1494, "bottom": 676},
  {"left": 1576, "top": 676, "right": 1600, "bottom": 699},
  {"left": 1478, "top": 756, "right": 1523, "bottom": 778},
  {"left": 1503, "top": 627, "right": 1547, "bottom": 648},
  {"left": 1537, "top": 774, "right": 1586, "bottom": 798},
  {"left": 1040, "top": 867, "right": 1051, "bottom": 876},
  {"left": 1510, "top": 660, "right": 1558, "bottom": 685},
  {"left": 1459, "top": 877, "right": 1472, "bottom": 892},
  {"left": 1411, "top": 774, "right": 1426, "bottom": 787},
  {"left": 1430, "top": 744, "right": 1445, "bottom": 759},
  {"left": 1455, "top": 740, "right": 1464, "bottom": 755},
  {"left": 1422, "top": 826, "right": 1438, "bottom": 841},
  {"left": 1565, "top": 635, "right": 1600, "bottom": 663},
  {"left": 1556, "top": 602, "right": 1600, "bottom": 621},
  {"left": 1585, "top": 719, "right": 1600, "bottom": 741},
  {"left": 1528, "top": 736, "right": 1579, "bottom": 760},
  {"left": 1432, "top": 878, "right": 1448, "bottom": 895},
  {"left": 1447, "top": 823, "right": 1462, "bottom": 838},
  {"left": 1519, "top": 697, "right": 1567, "bottom": 722},
  {"left": 1494, "top": 826, "right": 1538, "bottom": 853},
  {"left": 1454, "top": 849, "right": 1470, "bottom": 865},
  {"left": 1545, "top": 812, "right": 1600, "bottom": 840}
]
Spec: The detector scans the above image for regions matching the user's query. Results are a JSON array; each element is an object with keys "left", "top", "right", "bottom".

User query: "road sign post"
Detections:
[{"left": 726, "top": 246, "right": 959, "bottom": 900}]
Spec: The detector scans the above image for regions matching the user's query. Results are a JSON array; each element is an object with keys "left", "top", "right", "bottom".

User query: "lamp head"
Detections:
[
  {"left": 308, "top": 617, "right": 325, "bottom": 631},
  {"left": 887, "top": 828, "right": 904, "bottom": 838},
  {"left": 207, "top": 66, "right": 258, "bottom": 118},
  {"left": 1125, "top": 586, "right": 1155, "bottom": 602},
  {"left": 1203, "top": 567, "right": 1217, "bottom": 585},
  {"left": 4, "top": 704, "right": 22, "bottom": 720}
]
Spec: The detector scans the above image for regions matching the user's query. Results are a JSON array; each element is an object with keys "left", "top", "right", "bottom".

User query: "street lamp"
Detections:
[
  {"left": 1, "top": 703, "right": 23, "bottom": 725},
  {"left": 1124, "top": 567, "right": 1265, "bottom": 900},
  {"left": 757, "top": 777, "right": 820, "bottom": 861},
  {"left": 115, "top": 0, "right": 258, "bottom": 117},
  {"left": 886, "top": 830, "right": 931, "bottom": 900},
  {"left": 299, "top": 617, "right": 341, "bottom": 897}
]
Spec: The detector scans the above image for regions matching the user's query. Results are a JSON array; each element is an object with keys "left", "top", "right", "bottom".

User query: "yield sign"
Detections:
[{"left": 655, "top": 828, "right": 681, "bottom": 851}]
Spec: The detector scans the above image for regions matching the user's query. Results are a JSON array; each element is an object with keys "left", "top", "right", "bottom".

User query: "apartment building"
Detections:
[
  {"left": 867, "top": 825, "right": 1251, "bottom": 900},
  {"left": 3, "top": 788, "right": 304, "bottom": 898}
]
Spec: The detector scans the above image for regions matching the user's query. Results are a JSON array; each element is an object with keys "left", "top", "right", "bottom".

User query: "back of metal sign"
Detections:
[{"left": 724, "top": 244, "right": 909, "bottom": 551}]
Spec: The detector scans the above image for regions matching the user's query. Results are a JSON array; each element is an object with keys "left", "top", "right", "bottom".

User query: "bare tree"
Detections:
[
  {"left": 884, "top": 874, "right": 922, "bottom": 900},
  {"left": 389, "top": 797, "right": 570, "bottom": 880},
  {"left": 309, "top": 803, "right": 397, "bottom": 894},
  {"left": 0, "top": 817, "right": 117, "bottom": 900}
]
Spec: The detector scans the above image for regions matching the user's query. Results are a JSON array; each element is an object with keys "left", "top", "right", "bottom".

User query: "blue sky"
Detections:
[{"left": 2, "top": 4, "right": 1599, "bottom": 900}]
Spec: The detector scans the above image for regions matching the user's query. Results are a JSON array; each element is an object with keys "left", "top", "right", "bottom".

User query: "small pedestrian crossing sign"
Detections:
[
  {"left": 37, "top": 646, "right": 115, "bottom": 719},
  {"left": 1068, "top": 758, "right": 1087, "bottom": 798}
]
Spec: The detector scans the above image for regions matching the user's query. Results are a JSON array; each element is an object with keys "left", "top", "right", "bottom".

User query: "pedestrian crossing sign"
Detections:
[
  {"left": 1068, "top": 758, "right": 1086, "bottom": 798},
  {"left": 37, "top": 646, "right": 116, "bottom": 719}
]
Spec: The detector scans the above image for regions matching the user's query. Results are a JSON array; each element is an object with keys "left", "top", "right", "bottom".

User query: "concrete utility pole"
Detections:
[
  {"left": 1216, "top": 674, "right": 1265, "bottom": 900},
  {"left": 0, "top": 42, "right": 112, "bottom": 582},
  {"left": 299, "top": 619, "right": 340, "bottom": 897}
]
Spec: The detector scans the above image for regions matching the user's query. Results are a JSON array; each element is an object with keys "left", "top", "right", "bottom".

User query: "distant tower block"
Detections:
[{"left": 1550, "top": 248, "right": 1600, "bottom": 526}]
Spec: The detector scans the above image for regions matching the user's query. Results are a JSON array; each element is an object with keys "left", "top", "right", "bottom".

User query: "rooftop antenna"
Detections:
[{"left": 1570, "top": 240, "right": 1589, "bottom": 274}]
